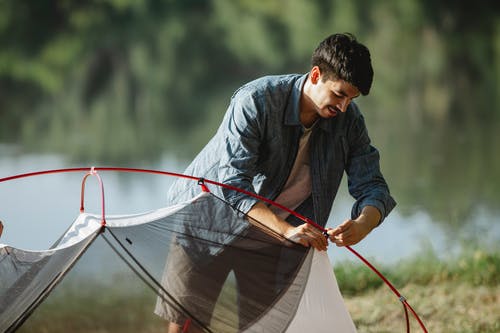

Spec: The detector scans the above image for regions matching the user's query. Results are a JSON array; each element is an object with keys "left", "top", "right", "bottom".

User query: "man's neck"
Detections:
[{"left": 299, "top": 80, "right": 318, "bottom": 128}]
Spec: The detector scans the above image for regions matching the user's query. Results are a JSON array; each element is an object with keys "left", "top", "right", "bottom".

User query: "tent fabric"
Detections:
[
  {"left": 0, "top": 191, "right": 356, "bottom": 332},
  {"left": 286, "top": 250, "right": 357, "bottom": 332},
  {"left": 0, "top": 227, "right": 100, "bottom": 332}
]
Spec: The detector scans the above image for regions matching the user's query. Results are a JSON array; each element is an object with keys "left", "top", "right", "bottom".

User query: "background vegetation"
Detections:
[
  {"left": 1, "top": 1, "right": 499, "bottom": 151},
  {"left": 1, "top": 1, "right": 499, "bottom": 331},
  {"left": 1, "top": 0, "right": 499, "bottom": 231}
]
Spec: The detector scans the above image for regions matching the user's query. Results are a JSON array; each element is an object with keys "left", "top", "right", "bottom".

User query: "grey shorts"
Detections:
[{"left": 154, "top": 232, "right": 282, "bottom": 330}]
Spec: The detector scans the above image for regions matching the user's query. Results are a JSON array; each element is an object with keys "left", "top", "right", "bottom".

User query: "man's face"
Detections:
[{"left": 310, "top": 75, "right": 360, "bottom": 119}]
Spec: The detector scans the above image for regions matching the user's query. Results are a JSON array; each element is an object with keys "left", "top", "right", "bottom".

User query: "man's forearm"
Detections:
[
  {"left": 246, "top": 202, "right": 291, "bottom": 235},
  {"left": 357, "top": 205, "right": 382, "bottom": 231}
]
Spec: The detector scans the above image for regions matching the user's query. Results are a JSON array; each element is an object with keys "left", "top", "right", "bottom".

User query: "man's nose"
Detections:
[{"left": 338, "top": 99, "right": 349, "bottom": 112}]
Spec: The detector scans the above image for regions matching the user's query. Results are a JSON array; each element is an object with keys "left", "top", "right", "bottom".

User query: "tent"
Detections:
[{"left": 0, "top": 167, "right": 427, "bottom": 332}]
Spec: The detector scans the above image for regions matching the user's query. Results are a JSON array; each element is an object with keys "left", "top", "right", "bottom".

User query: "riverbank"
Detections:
[
  {"left": 337, "top": 248, "right": 500, "bottom": 332},
  {"left": 346, "top": 281, "right": 500, "bottom": 332},
  {"left": 18, "top": 249, "right": 500, "bottom": 333},
  {"left": 18, "top": 282, "right": 499, "bottom": 333}
]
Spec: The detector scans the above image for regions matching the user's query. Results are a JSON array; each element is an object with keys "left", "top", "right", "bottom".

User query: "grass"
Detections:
[
  {"left": 335, "top": 248, "right": 500, "bottom": 333},
  {"left": 17, "top": 249, "right": 500, "bottom": 333},
  {"left": 334, "top": 247, "right": 500, "bottom": 295},
  {"left": 345, "top": 282, "right": 500, "bottom": 333},
  {"left": 17, "top": 273, "right": 165, "bottom": 333}
]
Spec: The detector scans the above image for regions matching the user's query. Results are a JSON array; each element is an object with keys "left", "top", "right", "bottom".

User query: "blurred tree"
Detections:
[{"left": 0, "top": 0, "right": 499, "bottom": 228}]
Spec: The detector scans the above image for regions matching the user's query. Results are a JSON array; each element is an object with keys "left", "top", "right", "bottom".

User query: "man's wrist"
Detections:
[{"left": 358, "top": 206, "right": 382, "bottom": 231}]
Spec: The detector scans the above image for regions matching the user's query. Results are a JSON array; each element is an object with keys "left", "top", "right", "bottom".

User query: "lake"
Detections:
[{"left": 3, "top": 144, "right": 496, "bottom": 270}]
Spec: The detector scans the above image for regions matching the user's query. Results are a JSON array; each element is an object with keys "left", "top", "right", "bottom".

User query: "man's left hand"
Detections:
[{"left": 326, "top": 206, "right": 381, "bottom": 247}]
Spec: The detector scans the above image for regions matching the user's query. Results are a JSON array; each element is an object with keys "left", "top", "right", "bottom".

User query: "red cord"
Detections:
[
  {"left": 0, "top": 167, "right": 428, "bottom": 332},
  {"left": 182, "top": 318, "right": 192, "bottom": 332}
]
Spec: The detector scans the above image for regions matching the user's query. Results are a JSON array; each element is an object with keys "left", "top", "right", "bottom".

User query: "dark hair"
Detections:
[{"left": 311, "top": 33, "right": 373, "bottom": 95}]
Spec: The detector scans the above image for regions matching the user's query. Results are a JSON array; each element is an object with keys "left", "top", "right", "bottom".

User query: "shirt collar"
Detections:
[{"left": 284, "top": 73, "right": 308, "bottom": 126}]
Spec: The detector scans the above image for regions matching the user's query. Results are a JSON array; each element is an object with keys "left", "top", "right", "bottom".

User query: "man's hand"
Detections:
[
  {"left": 284, "top": 223, "right": 328, "bottom": 251},
  {"left": 326, "top": 206, "right": 381, "bottom": 247},
  {"left": 247, "top": 202, "right": 329, "bottom": 251}
]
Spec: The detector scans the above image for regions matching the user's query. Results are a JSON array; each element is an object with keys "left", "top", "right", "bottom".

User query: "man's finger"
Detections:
[
  {"left": 332, "top": 238, "right": 345, "bottom": 247},
  {"left": 311, "top": 239, "right": 327, "bottom": 251},
  {"left": 327, "top": 227, "right": 342, "bottom": 238},
  {"left": 302, "top": 231, "right": 325, "bottom": 251}
]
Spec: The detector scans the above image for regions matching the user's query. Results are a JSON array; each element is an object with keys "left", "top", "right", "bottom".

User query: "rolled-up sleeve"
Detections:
[{"left": 345, "top": 110, "right": 396, "bottom": 223}]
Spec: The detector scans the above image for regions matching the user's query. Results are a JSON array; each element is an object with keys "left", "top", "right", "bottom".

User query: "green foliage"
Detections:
[
  {"left": 335, "top": 248, "right": 500, "bottom": 296},
  {"left": 447, "top": 249, "right": 500, "bottom": 286},
  {"left": 1, "top": 0, "right": 498, "bottom": 151},
  {"left": 334, "top": 260, "right": 385, "bottom": 295},
  {"left": 1, "top": 0, "right": 499, "bottom": 229}
]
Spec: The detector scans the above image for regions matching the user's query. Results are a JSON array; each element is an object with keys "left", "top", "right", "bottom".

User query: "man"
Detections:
[{"left": 156, "top": 33, "right": 396, "bottom": 332}]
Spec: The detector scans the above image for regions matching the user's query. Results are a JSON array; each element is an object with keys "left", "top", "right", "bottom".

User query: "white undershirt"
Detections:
[{"left": 271, "top": 125, "right": 314, "bottom": 220}]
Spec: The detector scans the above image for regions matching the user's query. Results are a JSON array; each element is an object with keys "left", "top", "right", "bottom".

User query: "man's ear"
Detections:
[{"left": 310, "top": 66, "right": 321, "bottom": 84}]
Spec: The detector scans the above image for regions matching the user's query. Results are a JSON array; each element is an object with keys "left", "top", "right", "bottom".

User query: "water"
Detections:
[
  {"left": 1, "top": 146, "right": 482, "bottom": 269},
  {"left": 1, "top": 0, "right": 499, "bottom": 272}
]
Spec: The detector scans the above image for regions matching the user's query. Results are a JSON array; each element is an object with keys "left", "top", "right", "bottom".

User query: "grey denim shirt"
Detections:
[{"left": 167, "top": 73, "right": 396, "bottom": 251}]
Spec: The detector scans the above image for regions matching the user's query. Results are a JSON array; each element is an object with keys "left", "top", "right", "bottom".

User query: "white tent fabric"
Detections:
[
  {"left": 286, "top": 250, "right": 357, "bottom": 332},
  {"left": 0, "top": 224, "right": 101, "bottom": 332},
  {"left": 0, "top": 192, "right": 356, "bottom": 332},
  {"left": 243, "top": 249, "right": 356, "bottom": 333}
]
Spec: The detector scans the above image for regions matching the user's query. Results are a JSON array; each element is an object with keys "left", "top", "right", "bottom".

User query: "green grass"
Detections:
[
  {"left": 334, "top": 248, "right": 500, "bottom": 295},
  {"left": 17, "top": 272, "right": 165, "bottom": 333},
  {"left": 336, "top": 248, "right": 500, "bottom": 333},
  {"left": 345, "top": 281, "right": 500, "bottom": 333}
]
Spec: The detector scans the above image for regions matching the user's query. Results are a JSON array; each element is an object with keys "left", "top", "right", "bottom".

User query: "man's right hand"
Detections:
[
  {"left": 247, "top": 202, "right": 328, "bottom": 251},
  {"left": 283, "top": 223, "right": 328, "bottom": 251}
]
